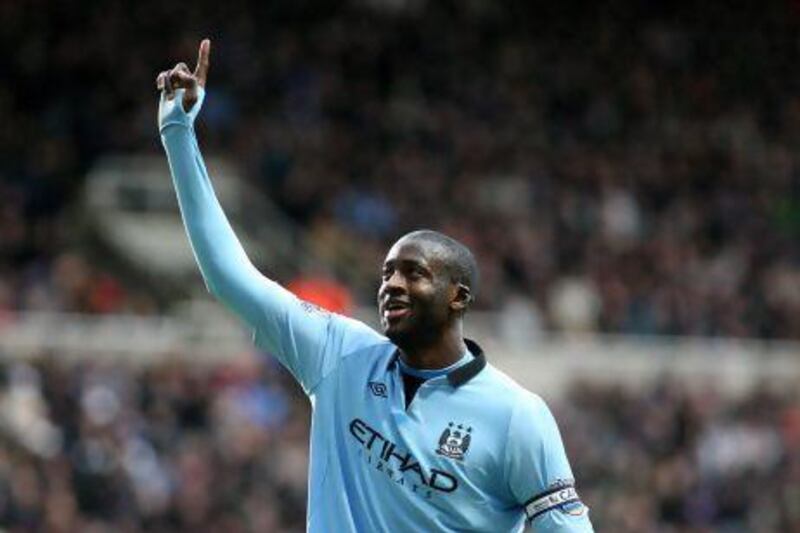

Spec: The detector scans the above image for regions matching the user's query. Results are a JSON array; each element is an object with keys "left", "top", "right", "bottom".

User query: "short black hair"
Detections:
[{"left": 401, "top": 230, "right": 479, "bottom": 303}]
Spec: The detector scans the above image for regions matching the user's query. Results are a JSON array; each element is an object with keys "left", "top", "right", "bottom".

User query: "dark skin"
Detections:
[
  {"left": 378, "top": 236, "right": 472, "bottom": 369},
  {"left": 156, "top": 39, "right": 210, "bottom": 112},
  {"left": 156, "top": 42, "right": 472, "bottom": 370}
]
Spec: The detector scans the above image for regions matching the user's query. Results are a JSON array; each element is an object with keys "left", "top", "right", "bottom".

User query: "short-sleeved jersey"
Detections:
[{"left": 159, "top": 88, "right": 593, "bottom": 532}]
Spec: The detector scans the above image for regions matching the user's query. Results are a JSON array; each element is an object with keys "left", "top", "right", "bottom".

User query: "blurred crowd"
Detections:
[
  {"left": 566, "top": 380, "right": 800, "bottom": 532},
  {"left": 3, "top": 0, "right": 800, "bottom": 338},
  {"left": 0, "top": 356, "right": 797, "bottom": 532},
  {"left": 3, "top": 3, "right": 800, "bottom": 532},
  {"left": 0, "top": 355, "right": 310, "bottom": 533}
]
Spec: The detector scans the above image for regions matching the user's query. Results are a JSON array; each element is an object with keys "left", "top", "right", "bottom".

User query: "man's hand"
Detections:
[{"left": 156, "top": 39, "right": 210, "bottom": 113}]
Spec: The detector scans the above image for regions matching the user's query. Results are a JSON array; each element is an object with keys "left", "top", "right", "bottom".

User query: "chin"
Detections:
[
  {"left": 384, "top": 325, "right": 413, "bottom": 347},
  {"left": 384, "top": 326, "right": 403, "bottom": 343},
  {"left": 387, "top": 325, "right": 436, "bottom": 353},
  {"left": 382, "top": 316, "right": 407, "bottom": 338}
]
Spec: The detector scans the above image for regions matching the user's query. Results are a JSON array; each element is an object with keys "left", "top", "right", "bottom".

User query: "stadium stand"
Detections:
[
  {"left": 2, "top": 1, "right": 800, "bottom": 531},
  {"left": 2, "top": 1, "right": 800, "bottom": 337},
  {"left": 0, "top": 356, "right": 797, "bottom": 531}
]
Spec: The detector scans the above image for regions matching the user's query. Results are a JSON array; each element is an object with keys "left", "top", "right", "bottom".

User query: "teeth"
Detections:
[{"left": 383, "top": 302, "right": 409, "bottom": 313}]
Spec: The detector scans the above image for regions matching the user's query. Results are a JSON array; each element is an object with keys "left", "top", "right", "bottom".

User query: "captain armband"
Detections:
[{"left": 524, "top": 482, "right": 586, "bottom": 521}]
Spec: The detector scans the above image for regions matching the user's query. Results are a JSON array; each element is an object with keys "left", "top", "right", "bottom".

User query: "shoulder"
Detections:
[
  {"left": 477, "top": 363, "right": 552, "bottom": 419},
  {"left": 479, "top": 365, "right": 566, "bottom": 461},
  {"left": 324, "top": 310, "right": 392, "bottom": 356},
  {"left": 332, "top": 311, "right": 388, "bottom": 342},
  {"left": 458, "top": 363, "right": 557, "bottom": 448},
  {"left": 334, "top": 321, "right": 395, "bottom": 363}
]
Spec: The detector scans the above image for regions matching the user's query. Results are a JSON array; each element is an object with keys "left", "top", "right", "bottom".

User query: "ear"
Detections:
[{"left": 450, "top": 283, "right": 472, "bottom": 314}]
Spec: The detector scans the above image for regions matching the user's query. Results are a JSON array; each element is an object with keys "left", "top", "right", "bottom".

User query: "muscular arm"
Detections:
[{"left": 156, "top": 43, "right": 382, "bottom": 392}]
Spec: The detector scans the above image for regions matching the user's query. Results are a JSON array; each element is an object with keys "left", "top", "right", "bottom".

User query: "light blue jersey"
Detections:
[{"left": 159, "top": 89, "right": 593, "bottom": 533}]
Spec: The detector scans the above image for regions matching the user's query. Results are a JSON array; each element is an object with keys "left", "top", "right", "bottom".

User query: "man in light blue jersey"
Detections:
[{"left": 156, "top": 39, "right": 593, "bottom": 533}]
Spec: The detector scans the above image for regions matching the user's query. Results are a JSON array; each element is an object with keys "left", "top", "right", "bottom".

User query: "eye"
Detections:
[{"left": 406, "top": 266, "right": 426, "bottom": 280}]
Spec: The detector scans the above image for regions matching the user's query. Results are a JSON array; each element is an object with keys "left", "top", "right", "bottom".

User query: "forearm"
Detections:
[{"left": 160, "top": 112, "right": 274, "bottom": 325}]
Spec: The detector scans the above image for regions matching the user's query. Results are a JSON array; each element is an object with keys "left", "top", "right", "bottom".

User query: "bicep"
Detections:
[
  {"left": 247, "top": 280, "right": 384, "bottom": 393},
  {"left": 193, "top": 243, "right": 383, "bottom": 394},
  {"left": 505, "top": 394, "right": 593, "bottom": 531}
]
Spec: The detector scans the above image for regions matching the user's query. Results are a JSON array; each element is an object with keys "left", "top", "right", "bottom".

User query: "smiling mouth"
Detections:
[
  {"left": 382, "top": 301, "right": 411, "bottom": 322},
  {"left": 383, "top": 307, "right": 410, "bottom": 321}
]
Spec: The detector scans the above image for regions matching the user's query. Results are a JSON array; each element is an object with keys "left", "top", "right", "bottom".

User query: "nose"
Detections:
[{"left": 379, "top": 270, "right": 406, "bottom": 298}]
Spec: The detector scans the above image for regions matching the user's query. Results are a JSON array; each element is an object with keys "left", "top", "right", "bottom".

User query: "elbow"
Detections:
[
  {"left": 202, "top": 271, "right": 234, "bottom": 304},
  {"left": 199, "top": 260, "right": 252, "bottom": 309},
  {"left": 198, "top": 262, "right": 231, "bottom": 302},
  {"left": 203, "top": 276, "right": 222, "bottom": 299}
]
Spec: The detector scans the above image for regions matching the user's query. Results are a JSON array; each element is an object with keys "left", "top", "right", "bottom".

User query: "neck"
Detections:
[{"left": 398, "top": 323, "right": 468, "bottom": 370}]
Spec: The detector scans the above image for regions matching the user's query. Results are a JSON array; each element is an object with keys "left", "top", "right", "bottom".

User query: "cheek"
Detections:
[{"left": 420, "top": 286, "right": 452, "bottom": 317}]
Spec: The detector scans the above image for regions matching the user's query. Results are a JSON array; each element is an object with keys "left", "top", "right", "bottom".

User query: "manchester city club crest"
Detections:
[{"left": 436, "top": 422, "right": 472, "bottom": 460}]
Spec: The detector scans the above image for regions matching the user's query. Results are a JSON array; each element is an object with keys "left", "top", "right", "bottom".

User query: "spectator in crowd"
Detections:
[
  {"left": 2, "top": 1, "right": 800, "bottom": 340},
  {"left": 0, "top": 355, "right": 310, "bottom": 532},
  {"left": 0, "top": 357, "right": 797, "bottom": 531}
]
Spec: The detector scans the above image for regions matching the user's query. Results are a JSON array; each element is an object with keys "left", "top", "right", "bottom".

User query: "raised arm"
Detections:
[
  {"left": 157, "top": 40, "right": 271, "bottom": 332},
  {"left": 156, "top": 40, "right": 382, "bottom": 392}
]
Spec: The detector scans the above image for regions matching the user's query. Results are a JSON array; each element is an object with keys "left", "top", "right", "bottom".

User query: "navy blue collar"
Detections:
[{"left": 387, "top": 338, "right": 487, "bottom": 388}]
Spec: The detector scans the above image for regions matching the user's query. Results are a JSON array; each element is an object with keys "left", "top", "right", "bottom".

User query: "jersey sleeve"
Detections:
[
  {"left": 504, "top": 393, "right": 594, "bottom": 532},
  {"left": 159, "top": 89, "right": 383, "bottom": 393}
]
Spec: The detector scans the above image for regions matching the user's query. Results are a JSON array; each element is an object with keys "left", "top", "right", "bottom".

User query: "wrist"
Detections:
[{"left": 158, "top": 87, "right": 206, "bottom": 133}]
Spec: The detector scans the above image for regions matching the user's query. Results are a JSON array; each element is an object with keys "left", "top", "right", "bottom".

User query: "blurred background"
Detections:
[{"left": 2, "top": 0, "right": 800, "bottom": 531}]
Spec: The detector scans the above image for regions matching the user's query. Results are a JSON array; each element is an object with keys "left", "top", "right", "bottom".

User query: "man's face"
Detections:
[{"left": 377, "top": 238, "right": 455, "bottom": 348}]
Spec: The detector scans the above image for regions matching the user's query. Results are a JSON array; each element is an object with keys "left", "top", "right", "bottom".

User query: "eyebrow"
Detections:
[{"left": 382, "top": 258, "right": 431, "bottom": 271}]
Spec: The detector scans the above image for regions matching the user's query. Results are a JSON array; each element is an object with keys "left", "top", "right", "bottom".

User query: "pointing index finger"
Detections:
[{"left": 194, "top": 39, "right": 211, "bottom": 87}]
